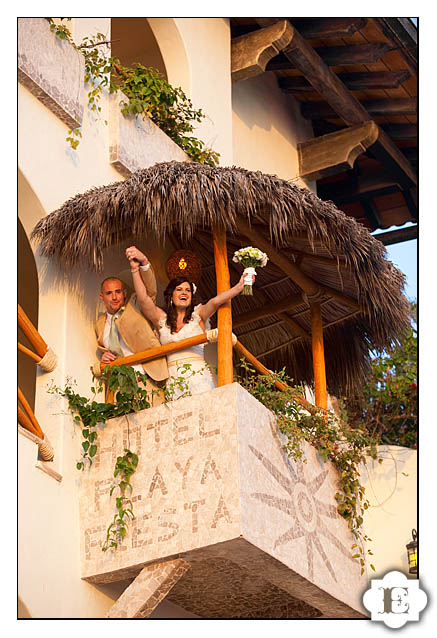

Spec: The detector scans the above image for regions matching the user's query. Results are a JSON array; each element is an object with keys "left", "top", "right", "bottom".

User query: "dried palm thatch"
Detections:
[{"left": 31, "top": 161, "right": 411, "bottom": 397}]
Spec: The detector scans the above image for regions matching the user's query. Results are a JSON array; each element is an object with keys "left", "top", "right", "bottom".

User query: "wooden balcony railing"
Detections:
[
  {"left": 18, "top": 304, "right": 58, "bottom": 372},
  {"left": 18, "top": 304, "right": 55, "bottom": 461},
  {"left": 98, "top": 329, "right": 319, "bottom": 416}
]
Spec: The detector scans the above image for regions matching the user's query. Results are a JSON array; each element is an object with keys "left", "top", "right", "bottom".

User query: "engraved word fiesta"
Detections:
[{"left": 84, "top": 408, "right": 232, "bottom": 559}]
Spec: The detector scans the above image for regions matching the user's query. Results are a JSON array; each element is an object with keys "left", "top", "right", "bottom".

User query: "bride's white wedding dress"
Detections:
[{"left": 158, "top": 305, "right": 215, "bottom": 399}]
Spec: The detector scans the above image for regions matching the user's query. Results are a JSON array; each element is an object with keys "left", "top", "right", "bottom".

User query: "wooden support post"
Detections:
[
  {"left": 18, "top": 386, "right": 44, "bottom": 439},
  {"left": 18, "top": 342, "right": 42, "bottom": 363},
  {"left": 18, "top": 405, "right": 40, "bottom": 437},
  {"left": 18, "top": 304, "right": 48, "bottom": 358},
  {"left": 310, "top": 303, "right": 327, "bottom": 409},
  {"left": 213, "top": 226, "right": 233, "bottom": 386}
]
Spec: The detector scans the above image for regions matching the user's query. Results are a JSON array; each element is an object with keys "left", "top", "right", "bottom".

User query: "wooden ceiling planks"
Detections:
[{"left": 229, "top": 16, "right": 417, "bottom": 236}]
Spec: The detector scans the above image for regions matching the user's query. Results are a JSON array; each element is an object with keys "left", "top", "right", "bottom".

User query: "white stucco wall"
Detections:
[
  {"left": 361, "top": 446, "right": 417, "bottom": 579},
  {"left": 232, "top": 71, "right": 315, "bottom": 188},
  {"left": 170, "top": 18, "right": 233, "bottom": 166}
]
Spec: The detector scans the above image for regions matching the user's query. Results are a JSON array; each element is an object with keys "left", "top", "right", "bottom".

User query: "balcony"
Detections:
[
  {"left": 79, "top": 383, "right": 367, "bottom": 619},
  {"left": 18, "top": 18, "right": 188, "bottom": 179}
]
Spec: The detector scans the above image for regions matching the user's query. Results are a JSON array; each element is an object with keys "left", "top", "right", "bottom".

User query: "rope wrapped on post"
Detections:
[
  {"left": 18, "top": 387, "right": 55, "bottom": 461},
  {"left": 37, "top": 436, "right": 55, "bottom": 462},
  {"left": 206, "top": 328, "right": 237, "bottom": 346},
  {"left": 38, "top": 347, "right": 58, "bottom": 372}
]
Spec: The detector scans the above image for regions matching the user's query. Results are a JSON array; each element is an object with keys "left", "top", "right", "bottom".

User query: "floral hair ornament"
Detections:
[
  {"left": 192, "top": 283, "right": 197, "bottom": 295},
  {"left": 232, "top": 246, "right": 269, "bottom": 295}
]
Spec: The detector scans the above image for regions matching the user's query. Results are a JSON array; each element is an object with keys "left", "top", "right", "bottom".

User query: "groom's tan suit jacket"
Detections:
[{"left": 94, "top": 266, "right": 168, "bottom": 383}]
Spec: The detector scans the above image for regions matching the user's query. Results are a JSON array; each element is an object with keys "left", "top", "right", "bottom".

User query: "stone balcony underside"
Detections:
[{"left": 79, "top": 383, "right": 368, "bottom": 619}]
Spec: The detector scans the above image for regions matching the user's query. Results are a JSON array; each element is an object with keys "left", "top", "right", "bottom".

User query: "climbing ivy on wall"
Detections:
[{"left": 46, "top": 18, "right": 220, "bottom": 166}]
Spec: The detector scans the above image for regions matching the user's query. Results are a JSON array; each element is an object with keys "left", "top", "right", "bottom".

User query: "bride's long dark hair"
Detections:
[{"left": 163, "top": 277, "right": 197, "bottom": 333}]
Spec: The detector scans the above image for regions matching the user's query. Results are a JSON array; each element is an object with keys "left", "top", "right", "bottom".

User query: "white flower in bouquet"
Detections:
[{"left": 232, "top": 246, "right": 269, "bottom": 295}]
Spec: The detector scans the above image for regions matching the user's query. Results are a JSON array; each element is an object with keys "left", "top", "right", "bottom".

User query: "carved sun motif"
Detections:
[{"left": 249, "top": 445, "right": 355, "bottom": 582}]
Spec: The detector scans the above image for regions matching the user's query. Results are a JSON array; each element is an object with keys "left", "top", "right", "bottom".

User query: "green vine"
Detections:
[
  {"left": 49, "top": 357, "right": 380, "bottom": 569},
  {"left": 48, "top": 363, "right": 202, "bottom": 550},
  {"left": 48, "top": 365, "right": 153, "bottom": 469},
  {"left": 236, "top": 359, "right": 379, "bottom": 575},
  {"left": 102, "top": 448, "right": 138, "bottom": 551},
  {"left": 45, "top": 19, "right": 220, "bottom": 165}
]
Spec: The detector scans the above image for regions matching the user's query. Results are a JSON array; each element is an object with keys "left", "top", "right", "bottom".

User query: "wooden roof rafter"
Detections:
[{"left": 230, "top": 16, "right": 417, "bottom": 236}]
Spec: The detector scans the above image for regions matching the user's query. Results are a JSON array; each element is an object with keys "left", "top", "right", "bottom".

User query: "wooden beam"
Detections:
[
  {"left": 284, "top": 248, "right": 347, "bottom": 269},
  {"left": 233, "top": 294, "right": 305, "bottom": 329},
  {"left": 18, "top": 405, "right": 41, "bottom": 438},
  {"left": 290, "top": 17, "right": 367, "bottom": 39},
  {"left": 234, "top": 339, "right": 324, "bottom": 417},
  {"left": 375, "top": 18, "right": 417, "bottom": 74},
  {"left": 18, "top": 386, "right": 44, "bottom": 439},
  {"left": 236, "top": 309, "right": 310, "bottom": 341},
  {"left": 234, "top": 339, "right": 288, "bottom": 392},
  {"left": 310, "top": 303, "right": 328, "bottom": 409},
  {"left": 231, "top": 20, "right": 293, "bottom": 83},
  {"left": 280, "top": 70, "right": 410, "bottom": 92},
  {"left": 373, "top": 225, "right": 417, "bottom": 246},
  {"left": 18, "top": 342, "right": 41, "bottom": 363},
  {"left": 256, "top": 20, "right": 370, "bottom": 126},
  {"left": 236, "top": 216, "right": 320, "bottom": 295},
  {"left": 402, "top": 188, "right": 418, "bottom": 221},
  {"left": 245, "top": 275, "right": 311, "bottom": 340},
  {"left": 301, "top": 98, "right": 417, "bottom": 120},
  {"left": 362, "top": 199, "right": 382, "bottom": 231},
  {"left": 213, "top": 226, "right": 234, "bottom": 386},
  {"left": 257, "top": 18, "right": 367, "bottom": 40},
  {"left": 279, "top": 314, "right": 311, "bottom": 340},
  {"left": 381, "top": 124, "right": 417, "bottom": 140},
  {"left": 255, "top": 18, "right": 417, "bottom": 190},
  {"left": 298, "top": 121, "right": 380, "bottom": 181},
  {"left": 254, "top": 308, "right": 361, "bottom": 354},
  {"left": 318, "top": 182, "right": 400, "bottom": 205},
  {"left": 267, "top": 43, "right": 392, "bottom": 70},
  {"left": 101, "top": 333, "right": 209, "bottom": 372},
  {"left": 368, "top": 127, "right": 417, "bottom": 189},
  {"left": 18, "top": 304, "right": 48, "bottom": 358},
  {"left": 235, "top": 216, "right": 361, "bottom": 310}
]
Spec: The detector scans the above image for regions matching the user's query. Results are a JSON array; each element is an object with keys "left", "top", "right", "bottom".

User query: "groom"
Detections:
[{"left": 92, "top": 254, "right": 168, "bottom": 405}]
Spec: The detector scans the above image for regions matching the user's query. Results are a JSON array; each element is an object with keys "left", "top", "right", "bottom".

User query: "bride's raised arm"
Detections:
[
  {"left": 197, "top": 273, "right": 252, "bottom": 323},
  {"left": 125, "top": 246, "right": 165, "bottom": 329}
]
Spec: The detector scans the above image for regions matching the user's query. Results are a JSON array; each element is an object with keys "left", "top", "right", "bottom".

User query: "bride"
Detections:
[{"left": 125, "top": 246, "right": 251, "bottom": 399}]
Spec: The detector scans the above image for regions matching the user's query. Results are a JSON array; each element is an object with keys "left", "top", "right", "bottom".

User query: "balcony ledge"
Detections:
[{"left": 79, "top": 383, "right": 367, "bottom": 618}]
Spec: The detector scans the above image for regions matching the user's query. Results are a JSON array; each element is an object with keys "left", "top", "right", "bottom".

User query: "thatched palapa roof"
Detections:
[{"left": 31, "top": 161, "right": 411, "bottom": 397}]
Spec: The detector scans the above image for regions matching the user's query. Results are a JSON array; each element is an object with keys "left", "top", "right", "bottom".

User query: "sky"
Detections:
[{"left": 372, "top": 223, "right": 417, "bottom": 302}]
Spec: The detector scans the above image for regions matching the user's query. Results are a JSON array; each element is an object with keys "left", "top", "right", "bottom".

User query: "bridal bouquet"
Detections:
[{"left": 233, "top": 246, "right": 269, "bottom": 295}]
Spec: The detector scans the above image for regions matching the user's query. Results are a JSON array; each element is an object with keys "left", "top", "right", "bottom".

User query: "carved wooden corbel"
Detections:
[
  {"left": 231, "top": 20, "right": 294, "bottom": 83},
  {"left": 298, "top": 121, "right": 380, "bottom": 182}
]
